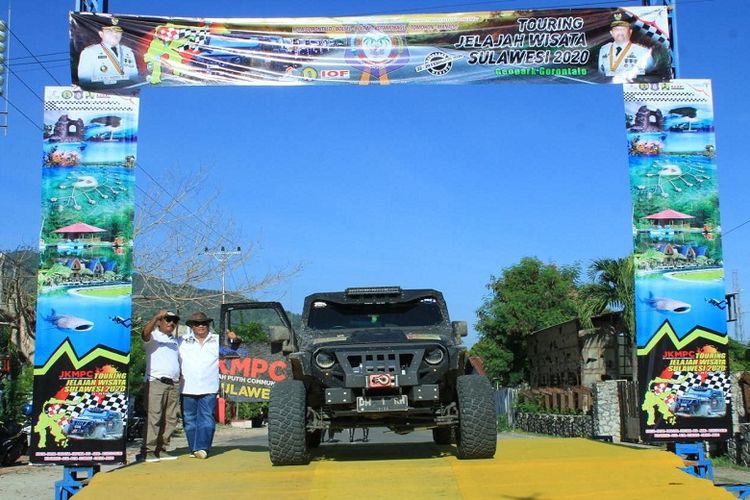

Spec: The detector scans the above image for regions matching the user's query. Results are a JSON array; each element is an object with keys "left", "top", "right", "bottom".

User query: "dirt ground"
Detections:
[{"left": 1, "top": 427, "right": 749, "bottom": 498}]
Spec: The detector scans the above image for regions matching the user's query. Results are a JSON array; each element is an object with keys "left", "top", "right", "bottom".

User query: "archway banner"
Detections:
[
  {"left": 626, "top": 80, "right": 731, "bottom": 443},
  {"left": 70, "top": 6, "right": 671, "bottom": 91},
  {"left": 31, "top": 87, "right": 138, "bottom": 465}
]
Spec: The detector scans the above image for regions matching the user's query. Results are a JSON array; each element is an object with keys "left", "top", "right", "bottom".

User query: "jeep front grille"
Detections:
[{"left": 348, "top": 353, "right": 415, "bottom": 374}]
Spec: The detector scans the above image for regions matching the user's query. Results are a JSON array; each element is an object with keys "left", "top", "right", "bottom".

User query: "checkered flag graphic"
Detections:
[
  {"left": 154, "top": 24, "right": 209, "bottom": 52},
  {"left": 669, "top": 371, "right": 732, "bottom": 405},
  {"left": 634, "top": 19, "right": 670, "bottom": 49},
  {"left": 53, "top": 392, "right": 129, "bottom": 423}
]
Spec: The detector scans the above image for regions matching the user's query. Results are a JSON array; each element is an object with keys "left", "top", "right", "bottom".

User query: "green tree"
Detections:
[
  {"left": 580, "top": 256, "right": 635, "bottom": 336},
  {"left": 232, "top": 321, "right": 270, "bottom": 343},
  {"left": 728, "top": 338, "right": 750, "bottom": 373},
  {"left": 476, "top": 257, "right": 582, "bottom": 384},
  {"left": 469, "top": 336, "right": 513, "bottom": 385},
  {"left": 127, "top": 319, "right": 146, "bottom": 415}
]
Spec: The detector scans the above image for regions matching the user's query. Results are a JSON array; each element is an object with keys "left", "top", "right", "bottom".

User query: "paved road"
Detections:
[{"left": 1, "top": 426, "right": 747, "bottom": 498}]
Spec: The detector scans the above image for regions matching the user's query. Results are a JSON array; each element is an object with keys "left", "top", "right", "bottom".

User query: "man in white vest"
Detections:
[
  {"left": 77, "top": 17, "right": 139, "bottom": 86},
  {"left": 598, "top": 13, "right": 653, "bottom": 83}
]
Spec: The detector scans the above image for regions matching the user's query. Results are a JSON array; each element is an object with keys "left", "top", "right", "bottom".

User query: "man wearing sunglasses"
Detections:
[
  {"left": 141, "top": 309, "right": 182, "bottom": 463},
  {"left": 179, "top": 311, "right": 240, "bottom": 459}
]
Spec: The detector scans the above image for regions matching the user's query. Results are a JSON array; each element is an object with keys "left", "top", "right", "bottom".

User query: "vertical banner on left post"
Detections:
[{"left": 30, "top": 87, "right": 138, "bottom": 464}]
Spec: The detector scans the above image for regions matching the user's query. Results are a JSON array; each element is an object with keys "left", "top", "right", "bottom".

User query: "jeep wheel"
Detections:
[
  {"left": 432, "top": 427, "right": 453, "bottom": 445},
  {"left": 455, "top": 375, "right": 497, "bottom": 459},
  {"left": 268, "top": 380, "right": 311, "bottom": 465}
]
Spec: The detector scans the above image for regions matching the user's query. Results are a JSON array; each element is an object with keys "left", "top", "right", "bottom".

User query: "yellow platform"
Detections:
[{"left": 76, "top": 438, "right": 732, "bottom": 499}]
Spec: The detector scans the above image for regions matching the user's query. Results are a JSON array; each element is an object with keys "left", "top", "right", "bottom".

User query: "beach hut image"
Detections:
[
  {"left": 64, "top": 258, "right": 83, "bottom": 280},
  {"left": 53, "top": 222, "right": 108, "bottom": 244},
  {"left": 86, "top": 259, "right": 105, "bottom": 277},
  {"left": 102, "top": 261, "right": 119, "bottom": 274},
  {"left": 644, "top": 208, "right": 696, "bottom": 232},
  {"left": 678, "top": 245, "right": 696, "bottom": 261},
  {"left": 659, "top": 243, "right": 676, "bottom": 265}
]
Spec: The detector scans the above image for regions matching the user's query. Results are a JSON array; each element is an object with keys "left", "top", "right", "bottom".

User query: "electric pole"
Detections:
[{"left": 204, "top": 246, "right": 241, "bottom": 304}]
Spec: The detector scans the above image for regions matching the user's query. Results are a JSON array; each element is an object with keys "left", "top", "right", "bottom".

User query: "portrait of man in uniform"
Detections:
[
  {"left": 76, "top": 17, "right": 140, "bottom": 87},
  {"left": 598, "top": 12, "right": 654, "bottom": 83}
]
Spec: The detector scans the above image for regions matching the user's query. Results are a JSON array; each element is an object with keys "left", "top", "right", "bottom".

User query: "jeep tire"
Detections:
[
  {"left": 268, "top": 380, "right": 311, "bottom": 465},
  {"left": 455, "top": 374, "right": 497, "bottom": 459}
]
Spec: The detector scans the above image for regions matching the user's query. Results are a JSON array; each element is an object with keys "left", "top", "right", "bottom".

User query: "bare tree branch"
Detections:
[{"left": 134, "top": 166, "right": 302, "bottom": 309}]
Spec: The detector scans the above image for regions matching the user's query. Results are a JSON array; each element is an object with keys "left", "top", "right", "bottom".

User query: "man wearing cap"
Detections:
[
  {"left": 179, "top": 312, "right": 240, "bottom": 459},
  {"left": 598, "top": 13, "right": 653, "bottom": 82},
  {"left": 77, "top": 17, "right": 139, "bottom": 86},
  {"left": 141, "top": 309, "right": 182, "bottom": 463}
]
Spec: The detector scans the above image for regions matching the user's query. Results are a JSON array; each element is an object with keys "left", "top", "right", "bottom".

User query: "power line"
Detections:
[
  {"left": 135, "top": 163, "right": 243, "bottom": 249},
  {"left": 8, "top": 28, "right": 62, "bottom": 85},
  {"left": 725, "top": 218, "right": 750, "bottom": 237},
  {"left": 10, "top": 58, "right": 69, "bottom": 68},
  {"left": 3, "top": 63, "right": 43, "bottom": 102},
  {"left": 0, "top": 93, "right": 41, "bottom": 131},
  {"left": 7, "top": 51, "right": 67, "bottom": 62}
]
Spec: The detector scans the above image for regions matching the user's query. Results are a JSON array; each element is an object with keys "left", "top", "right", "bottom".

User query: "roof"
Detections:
[
  {"left": 54, "top": 222, "right": 107, "bottom": 233},
  {"left": 645, "top": 209, "right": 695, "bottom": 220}
]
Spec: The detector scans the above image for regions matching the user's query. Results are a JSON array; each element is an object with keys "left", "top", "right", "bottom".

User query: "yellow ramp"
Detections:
[{"left": 76, "top": 438, "right": 732, "bottom": 499}]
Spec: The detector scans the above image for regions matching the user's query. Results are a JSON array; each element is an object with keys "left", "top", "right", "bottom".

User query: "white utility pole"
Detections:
[{"left": 205, "top": 246, "right": 241, "bottom": 304}]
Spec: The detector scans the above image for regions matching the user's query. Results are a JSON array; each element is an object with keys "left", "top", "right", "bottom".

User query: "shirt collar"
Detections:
[{"left": 185, "top": 330, "right": 217, "bottom": 342}]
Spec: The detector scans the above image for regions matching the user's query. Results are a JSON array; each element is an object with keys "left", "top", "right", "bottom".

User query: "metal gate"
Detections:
[{"left": 617, "top": 380, "right": 641, "bottom": 442}]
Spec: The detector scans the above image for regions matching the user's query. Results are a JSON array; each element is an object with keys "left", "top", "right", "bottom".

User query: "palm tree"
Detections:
[{"left": 580, "top": 256, "right": 636, "bottom": 379}]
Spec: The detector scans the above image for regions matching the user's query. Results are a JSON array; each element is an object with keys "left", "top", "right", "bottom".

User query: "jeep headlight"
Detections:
[
  {"left": 315, "top": 351, "right": 336, "bottom": 369},
  {"left": 424, "top": 347, "right": 444, "bottom": 365}
]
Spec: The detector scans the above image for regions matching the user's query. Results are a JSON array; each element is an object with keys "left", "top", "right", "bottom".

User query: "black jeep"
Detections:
[{"left": 254, "top": 286, "right": 496, "bottom": 465}]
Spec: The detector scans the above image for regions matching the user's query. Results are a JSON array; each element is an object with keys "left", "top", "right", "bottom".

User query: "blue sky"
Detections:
[{"left": 1, "top": 0, "right": 748, "bottom": 345}]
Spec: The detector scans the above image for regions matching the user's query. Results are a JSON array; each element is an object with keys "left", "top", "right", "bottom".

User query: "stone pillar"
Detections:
[{"left": 593, "top": 380, "right": 621, "bottom": 442}]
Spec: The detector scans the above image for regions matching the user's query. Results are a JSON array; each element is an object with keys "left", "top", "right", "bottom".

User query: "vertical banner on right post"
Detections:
[{"left": 625, "top": 80, "right": 731, "bottom": 443}]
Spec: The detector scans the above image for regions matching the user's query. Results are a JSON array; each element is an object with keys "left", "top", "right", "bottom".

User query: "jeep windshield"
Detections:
[{"left": 307, "top": 297, "right": 444, "bottom": 330}]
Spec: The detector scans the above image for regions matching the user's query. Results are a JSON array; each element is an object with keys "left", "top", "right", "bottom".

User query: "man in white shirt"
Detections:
[
  {"left": 179, "top": 312, "right": 239, "bottom": 459},
  {"left": 141, "top": 309, "right": 181, "bottom": 463},
  {"left": 76, "top": 17, "right": 139, "bottom": 87},
  {"left": 598, "top": 13, "right": 653, "bottom": 83}
]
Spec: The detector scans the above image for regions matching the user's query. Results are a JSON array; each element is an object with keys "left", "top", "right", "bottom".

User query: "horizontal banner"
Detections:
[{"left": 70, "top": 6, "right": 671, "bottom": 90}]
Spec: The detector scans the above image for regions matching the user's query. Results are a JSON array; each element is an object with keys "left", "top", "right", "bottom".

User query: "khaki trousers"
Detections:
[{"left": 144, "top": 379, "right": 179, "bottom": 454}]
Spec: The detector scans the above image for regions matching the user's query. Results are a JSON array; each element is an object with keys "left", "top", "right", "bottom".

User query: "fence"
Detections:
[
  {"left": 495, "top": 387, "right": 518, "bottom": 427},
  {"left": 519, "top": 386, "right": 593, "bottom": 414}
]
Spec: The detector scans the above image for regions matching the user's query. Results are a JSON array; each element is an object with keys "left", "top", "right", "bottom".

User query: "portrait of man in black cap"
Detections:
[
  {"left": 76, "top": 16, "right": 140, "bottom": 87},
  {"left": 598, "top": 12, "right": 654, "bottom": 82}
]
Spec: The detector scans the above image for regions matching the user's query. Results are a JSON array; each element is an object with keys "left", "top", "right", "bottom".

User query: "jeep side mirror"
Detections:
[
  {"left": 452, "top": 321, "right": 468, "bottom": 337},
  {"left": 269, "top": 325, "right": 295, "bottom": 354},
  {"left": 269, "top": 325, "right": 290, "bottom": 344}
]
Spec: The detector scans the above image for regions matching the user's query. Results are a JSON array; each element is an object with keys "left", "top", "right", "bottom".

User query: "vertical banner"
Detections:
[
  {"left": 31, "top": 87, "right": 138, "bottom": 464},
  {"left": 625, "top": 80, "right": 731, "bottom": 442}
]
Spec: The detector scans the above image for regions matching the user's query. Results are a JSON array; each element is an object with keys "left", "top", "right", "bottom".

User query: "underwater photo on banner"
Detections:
[
  {"left": 30, "top": 87, "right": 138, "bottom": 465},
  {"left": 69, "top": 5, "right": 671, "bottom": 91},
  {"left": 625, "top": 80, "right": 731, "bottom": 443}
]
